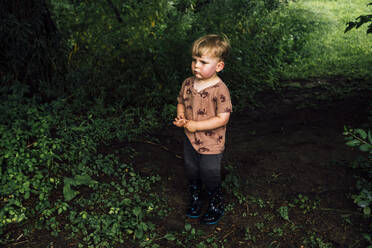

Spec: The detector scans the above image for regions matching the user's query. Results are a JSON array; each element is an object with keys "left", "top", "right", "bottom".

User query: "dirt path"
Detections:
[{"left": 132, "top": 98, "right": 371, "bottom": 247}]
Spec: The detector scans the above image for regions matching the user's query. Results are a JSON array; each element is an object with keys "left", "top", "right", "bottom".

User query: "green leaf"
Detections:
[
  {"left": 359, "top": 144, "right": 372, "bottom": 152},
  {"left": 164, "top": 233, "right": 176, "bottom": 241},
  {"left": 185, "top": 223, "right": 192, "bottom": 232},
  {"left": 121, "top": 198, "right": 132, "bottom": 206},
  {"left": 133, "top": 206, "right": 142, "bottom": 217},
  {"left": 24, "top": 191, "right": 30, "bottom": 200},
  {"left": 346, "top": 140, "right": 361, "bottom": 147},
  {"left": 64, "top": 177, "right": 74, "bottom": 186},
  {"left": 63, "top": 183, "right": 79, "bottom": 201},
  {"left": 368, "top": 130, "right": 372, "bottom": 144},
  {"left": 74, "top": 174, "right": 97, "bottom": 185},
  {"left": 140, "top": 222, "right": 148, "bottom": 232},
  {"left": 363, "top": 233, "right": 372, "bottom": 243},
  {"left": 135, "top": 228, "right": 143, "bottom": 239},
  {"left": 363, "top": 206, "right": 371, "bottom": 216},
  {"left": 355, "top": 129, "right": 367, "bottom": 139},
  {"left": 278, "top": 206, "right": 289, "bottom": 221}
]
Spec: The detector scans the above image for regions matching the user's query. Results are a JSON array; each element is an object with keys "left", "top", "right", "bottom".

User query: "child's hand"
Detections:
[
  {"left": 173, "top": 116, "right": 187, "bottom": 127},
  {"left": 184, "top": 120, "right": 198, "bottom": 133}
]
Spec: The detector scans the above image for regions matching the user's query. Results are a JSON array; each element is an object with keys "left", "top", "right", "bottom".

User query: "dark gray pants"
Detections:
[{"left": 184, "top": 136, "right": 223, "bottom": 191}]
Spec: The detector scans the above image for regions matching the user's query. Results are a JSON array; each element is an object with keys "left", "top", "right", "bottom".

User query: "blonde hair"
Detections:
[{"left": 191, "top": 34, "right": 231, "bottom": 61}]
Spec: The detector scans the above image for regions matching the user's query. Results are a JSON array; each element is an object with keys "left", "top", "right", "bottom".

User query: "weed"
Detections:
[
  {"left": 363, "top": 233, "right": 372, "bottom": 248},
  {"left": 271, "top": 227, "right": 284, "bottom": 237},
  {"left": 278, "top": 206, "right": 290, "bottom": 221},
  {"left": 255, "top": 222, "right": 265, "bottom": 232},
  {"left": 0, "top": 88, "right": 166, "bottom": 247},
  {"left": 222, "top": 165, "right": 247, "bottom": 203},
  {"left": 290, "top": 194, "right": 319, "bottom": 214},
  {"left": 303, "top": 232, "right": 333, "bottom": 248},
  {"left": 244, "top": 227, "right": 256, "bottom": 242},
  {"left": 343, "top": 127, "right": 372, "bottom": 216}
]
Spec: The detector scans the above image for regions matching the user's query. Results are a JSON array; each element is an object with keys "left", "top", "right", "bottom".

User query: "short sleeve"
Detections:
[
  {"left": 177, "top": 82, "right": 185, "bottom": 105},
  {"left": 177, "top": 77, "right": 193, "bottom": 105},
  {"left": 216, "top": 83, "right": 232, "bottom": 114}
]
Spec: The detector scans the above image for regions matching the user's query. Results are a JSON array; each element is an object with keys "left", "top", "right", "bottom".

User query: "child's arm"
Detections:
[
  {"left": 176, "top": 103, "right": 185, "bottom": 119},
  {"left": 184, "top": 112, "right": 230, "bottom": 132},
  {"left": 173, "top": 104, "right": 187, "bottom": 127}
]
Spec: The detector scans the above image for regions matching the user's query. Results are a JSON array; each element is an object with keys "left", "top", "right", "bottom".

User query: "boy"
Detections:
[{"left": 173, "top": 34, "right": 232, "bottom": 225}]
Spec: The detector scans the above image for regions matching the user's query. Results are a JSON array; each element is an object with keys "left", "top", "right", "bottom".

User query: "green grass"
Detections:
[{"left": 280, "top": 0, "right": 372, "bottom": 80}]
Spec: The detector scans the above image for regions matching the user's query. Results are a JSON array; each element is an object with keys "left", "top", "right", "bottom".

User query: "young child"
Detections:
[{"left": 173, "top": 34, "right": 232, "bottom": 225}]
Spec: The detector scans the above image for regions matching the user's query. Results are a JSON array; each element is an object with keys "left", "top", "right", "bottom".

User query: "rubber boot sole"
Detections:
[
  {"left": 186, "top": 213, "right": 201, "bottom": 219},
  {"left": 200, "top": 211, "right": 224, "bottom": 225}
]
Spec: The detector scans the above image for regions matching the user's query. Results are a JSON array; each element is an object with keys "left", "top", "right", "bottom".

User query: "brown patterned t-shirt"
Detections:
[{"left": 177, "top": 77, "right": 232, "bottom": 154}]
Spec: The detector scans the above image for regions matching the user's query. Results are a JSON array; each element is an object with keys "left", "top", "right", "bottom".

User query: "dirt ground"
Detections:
[
  {"left": 131, "top": 95, "right": 371, "bottom": 247},
  {"left": 4, "top": 82, "right": 371, "bottom": 247}
]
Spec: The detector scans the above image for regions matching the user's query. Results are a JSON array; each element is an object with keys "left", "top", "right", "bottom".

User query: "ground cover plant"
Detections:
[
  {"left": 1, "top": 0, "right": 372, "bottom": 247},
  {"left": 0, "top": 83, "right": 169, "bottom": 247}
]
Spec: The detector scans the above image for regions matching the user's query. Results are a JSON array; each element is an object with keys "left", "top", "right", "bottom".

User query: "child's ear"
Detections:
[{"left": 216, "top": 61, "right": 225, "bottom": 72}]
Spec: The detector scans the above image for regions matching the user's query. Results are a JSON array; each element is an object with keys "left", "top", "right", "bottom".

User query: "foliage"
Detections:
[
  {"left": 48, "top": 0, "right": 321, "bottom": 111},
  {"left": 0, "top": 83, "right": 166, "bottom": 247},
  {"left": 2, "top": 0, "right": 372, "bottom": 110},
  {"left": 302, "top": 232, "right": 332, "bottom": 248},
  {"left": 278, "top": 0, "right": 372, "bottom": 81},
  {"left": 343, "top": 127, "right": 372, "bottom": 216},
  {"left": 345, "top": 2, "right": 372, "bottom": 34},
  {"left": 63, "top": 174, "right": 97, "bottom": 201},
  {"left": 278, "top": 206, "right": 289, "bottom": 221},
  {"left": 1, "top": 0, "right": 372, "bottom": 246},
  {"left": 50, "top": 0, "right": 193, "bottom": 106},
  {"left": 289, "top": 194, "right": 319, "bottom": 214}
]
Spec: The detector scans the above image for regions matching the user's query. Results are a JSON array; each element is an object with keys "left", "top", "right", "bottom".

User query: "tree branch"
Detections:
[{"left": 106, "top": 0, "right": 123, "bottom": 23}]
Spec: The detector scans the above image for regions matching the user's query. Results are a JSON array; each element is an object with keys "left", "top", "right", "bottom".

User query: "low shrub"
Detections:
[
  {"left": 0, "top": 83, "right": 166, "bottom": 247},
  {"left": 343, "top": 127, "right": 372, "bottom": 216}
]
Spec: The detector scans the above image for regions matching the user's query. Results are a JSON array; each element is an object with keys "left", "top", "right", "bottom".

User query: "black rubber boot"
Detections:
[
  {"left": 200, "top": 186, "right": 224, "bottom": 225},
  {"left": 186, "top": 180, "right": 202, "bottom": 218}
]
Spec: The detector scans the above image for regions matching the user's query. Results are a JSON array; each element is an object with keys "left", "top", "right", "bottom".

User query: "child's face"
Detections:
[{"left": 191, "top": 53, "right": 224, "bottom": 82}]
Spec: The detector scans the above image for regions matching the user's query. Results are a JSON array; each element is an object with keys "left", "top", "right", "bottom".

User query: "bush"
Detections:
[
  {"left": 0, "top": 83, "right": 166, "bottom": 246},
  {"left": 343, "top": 127, "right": 372, "bottom": 216},
  {"left": 49, "top": 0, "right": 316, "bottom": 112}
]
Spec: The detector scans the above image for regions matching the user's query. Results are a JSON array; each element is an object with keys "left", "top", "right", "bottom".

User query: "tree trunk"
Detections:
[{"left": 0, "top": 0, "right": 59, "bottom": 95}]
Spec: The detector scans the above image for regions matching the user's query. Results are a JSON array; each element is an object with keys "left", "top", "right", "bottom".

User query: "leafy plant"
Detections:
[
  {"left": 278, "top": 206, "right": 290, "bottom": 221},
  {"left": 363, "top": 233, "right": 372, "bottom": 248},
  {"left": 345, "top": 2, "right": 372, "bottom": 34},
  {"left": 343, "top": 127, "right": 372, "bottom": 216},
  {"left": 244, "top": 227, "right": 256, "bottom": 242},
  {"left": 63, "top": 175, "right": 98, "bottom": 201},
  {"left": 0, "top": 83, "right": 168, "bottom": 246},
  {"left": 303, "top": 232, "right": 332, "bottom": 248},
  {"left": 289, "top": 194, "right": 319, "bottom": 214}
]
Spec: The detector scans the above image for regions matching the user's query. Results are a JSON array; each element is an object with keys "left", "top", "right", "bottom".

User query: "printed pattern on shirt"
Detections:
[
  {"left": 177, "top": 77, "right": 232, "bottom": 154},
  {"left": 199, "top": 91, "right": 209, "bottom": 98},
  {"left": 197, "top": 108, "right": 207, "bottom": 116},
  {"left": 204, "top": 130, "right": 215, "bottom": 136}
]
